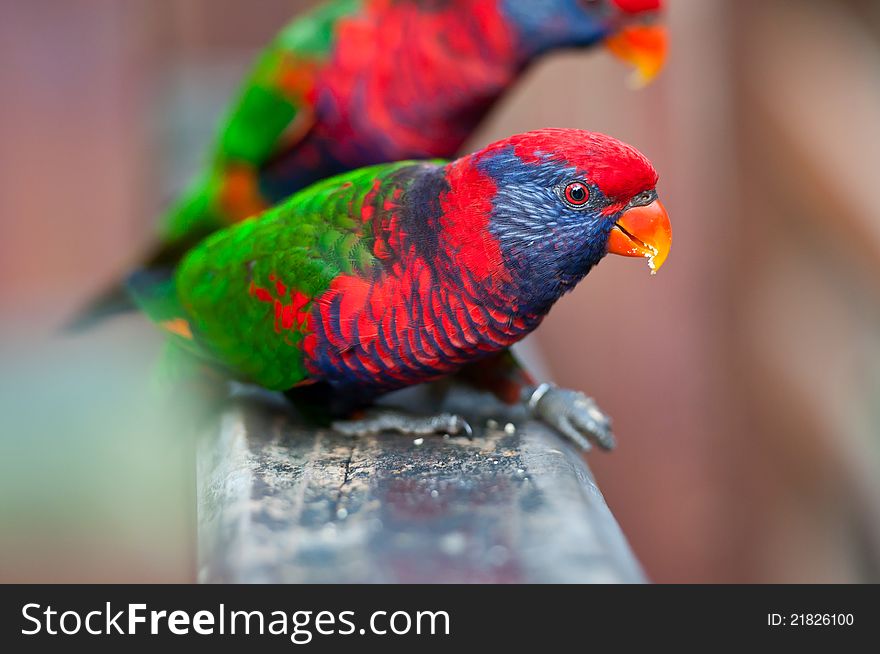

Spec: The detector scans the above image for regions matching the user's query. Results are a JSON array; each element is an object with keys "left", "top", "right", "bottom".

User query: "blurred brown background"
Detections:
[{"left": 2, "top": 0, "right": 879, "bottom": 582}]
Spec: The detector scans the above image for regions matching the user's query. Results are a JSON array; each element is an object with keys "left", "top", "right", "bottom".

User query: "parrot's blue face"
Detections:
[
  {"left": 472, "top": 129, "right": 670, "bottom": 313},
  {"left": 500, "top": 0, "right": 642, "bottom": 57},
  {"left": 479, "top": 146, "right": 620, "bottom": 308}
]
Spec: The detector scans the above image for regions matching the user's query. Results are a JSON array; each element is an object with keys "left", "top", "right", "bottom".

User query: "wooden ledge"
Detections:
[{"left": 197, "top": 388, "right": 644, "bottom": 583}]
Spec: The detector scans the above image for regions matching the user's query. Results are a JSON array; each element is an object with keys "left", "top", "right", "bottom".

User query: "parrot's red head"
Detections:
[
  {"left": 500, "top": 0, "right": 667, "bottom": 86},
  {"left": 447, "top": 128, "right": 671, "bottom": 312}
]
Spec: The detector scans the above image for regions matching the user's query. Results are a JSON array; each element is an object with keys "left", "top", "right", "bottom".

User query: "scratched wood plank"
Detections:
[{"left": 197, "top": 388, "right": 645, "bottom": 583}]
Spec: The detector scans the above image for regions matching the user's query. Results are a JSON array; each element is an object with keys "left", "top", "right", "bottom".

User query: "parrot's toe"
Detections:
[
  {"left": 332, "top": 410, "right": 473, "bottom": 440},
  {"left": 523, "top": 383, "right": 615, "bottom": 452}
]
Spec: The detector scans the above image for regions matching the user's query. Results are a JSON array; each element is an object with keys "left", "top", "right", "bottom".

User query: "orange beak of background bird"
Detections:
[
  {"left": 606, "top": 199, "right": 672, "bottom": 273},
  {"left": 605, "top": 24, "right": 668, "bottom": 88}
]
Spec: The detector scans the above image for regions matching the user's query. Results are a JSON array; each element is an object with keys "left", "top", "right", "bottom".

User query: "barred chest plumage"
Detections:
[{"left": 301, "top": 163, "right": 545, "bottom": 394}]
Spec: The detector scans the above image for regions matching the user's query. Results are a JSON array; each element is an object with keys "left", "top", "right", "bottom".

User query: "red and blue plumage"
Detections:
[
  {"left": 307, "top": 140, "right": 614, "bottom": 388},
  {"left": 303, "top": 130, "right": 661, "bottom": 399}
]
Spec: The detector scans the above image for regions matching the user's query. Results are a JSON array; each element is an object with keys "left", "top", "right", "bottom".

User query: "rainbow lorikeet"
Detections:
[
  {"left": 132, "top": 129, "right": 671, "bottom": 450},
  {"left": 157, "top": 0, "right": 667, "bottom": 258}
]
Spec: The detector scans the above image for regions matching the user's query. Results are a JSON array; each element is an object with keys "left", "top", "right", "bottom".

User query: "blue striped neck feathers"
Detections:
[
  {"left": 477, "top": 146, "right": 618, "bottom": 315},
  {"left": 500, "top": 0, "right": 614, "bottom": 60}
]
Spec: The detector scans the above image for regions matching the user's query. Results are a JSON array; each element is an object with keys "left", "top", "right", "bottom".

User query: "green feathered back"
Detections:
[{"left": 140, "top": 160, "right": 432, "bottom": 391}]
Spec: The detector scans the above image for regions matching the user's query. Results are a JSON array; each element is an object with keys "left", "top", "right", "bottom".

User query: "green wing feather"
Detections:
[
  {"left": 160, "top": 0, "right": 363, "bottom": 247},
  {"left": 160, "top": 161, "right": 427, "bottom": 391}
]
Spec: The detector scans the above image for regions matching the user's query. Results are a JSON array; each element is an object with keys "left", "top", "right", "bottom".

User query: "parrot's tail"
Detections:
[
  {"left": 125, "top": 266, "right": 184, "bottom": 324},
  {"left": 62, "top": 229, "right": 208, "bottom": 333},
  {"left": 64, "top": 179, "right": 222, "bottom": 332},
  {"left": 63, "top": 283, "right": 137, "bottom": 333},
  {"left": 126, "top": 266, "right": 213, "bottom": 361}
]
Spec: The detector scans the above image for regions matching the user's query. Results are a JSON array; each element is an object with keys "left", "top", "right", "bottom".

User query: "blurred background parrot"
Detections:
[
  {"left": 156, "top": 0, "right": 667, "bottom": 260},
  {"left": 131, "top": 128, "right": 671, "bottom": 449}
]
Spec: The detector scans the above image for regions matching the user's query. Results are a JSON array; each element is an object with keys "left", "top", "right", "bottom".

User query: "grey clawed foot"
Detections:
[
  {"left": 332, "top": 410, "right": 473, "bottom": 440},
  {"left": 523, "top": 383, "right": 615, "bottom": 452}
]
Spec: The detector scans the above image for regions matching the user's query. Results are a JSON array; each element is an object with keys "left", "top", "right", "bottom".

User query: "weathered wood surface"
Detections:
[{"left": 197, "top": 388, "right": 645, "bottom": 583}]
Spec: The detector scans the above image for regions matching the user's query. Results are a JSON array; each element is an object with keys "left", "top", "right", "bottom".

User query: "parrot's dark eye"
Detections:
[{"left": 562, "top": 181, "right": 590, "bottom": 208}]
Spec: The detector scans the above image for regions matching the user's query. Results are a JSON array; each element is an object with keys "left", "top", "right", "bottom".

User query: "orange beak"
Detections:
[
  {"left": 606, "top": 199, "right": 672, "bottom": 273},
  {"left": 604, "top": 24, "right": 668, "bottom": 88}
]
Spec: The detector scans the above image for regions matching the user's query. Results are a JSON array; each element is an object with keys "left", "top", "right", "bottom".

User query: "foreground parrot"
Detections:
[
  {"left": 132, "top": 129, "right": 671, "bottom": 450},
  {"left": 157, "top": 0, "right": 667, "bottom": 258}
]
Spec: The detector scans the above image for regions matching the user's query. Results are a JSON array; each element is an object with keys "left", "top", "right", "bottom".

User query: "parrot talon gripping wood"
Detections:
[{"left": 525, "top": 384, "right": 616, "bottom": 452}]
